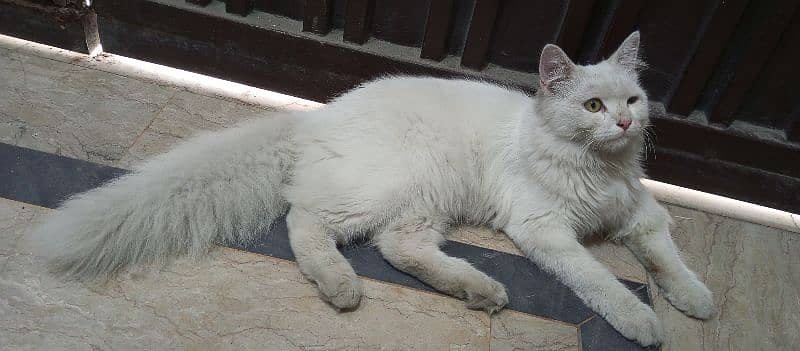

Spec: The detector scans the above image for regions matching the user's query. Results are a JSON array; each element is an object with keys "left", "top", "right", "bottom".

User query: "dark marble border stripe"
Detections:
[
  {"left": 0, "top": 143, "right": 127, "bottom": 208},
  {"left": 0, "top": 142, "right": 652, "bottom": 350}
]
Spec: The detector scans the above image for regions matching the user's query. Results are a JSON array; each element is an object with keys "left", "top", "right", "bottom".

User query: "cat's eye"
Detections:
[
  {"left": 583, "top": 98, "right": 603, "bottom": 113},
  {"left": 627, "top": 96, "right": 639, "bottom": 105}
]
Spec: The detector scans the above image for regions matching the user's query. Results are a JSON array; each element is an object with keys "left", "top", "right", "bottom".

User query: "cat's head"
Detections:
[{"left": 535, "top": 31, "right": 648, "bottom": 155}]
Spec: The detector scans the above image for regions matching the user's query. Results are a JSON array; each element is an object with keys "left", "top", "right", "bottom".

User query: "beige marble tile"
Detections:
[
  {"left": 448, "top": 225, "right": 649, "bottom": 283},
  {"left": 116, "top": 91, "right": 277, "bottom": 168},
  {"left": 491, "top": 310, "right": 579, "bottom": 351},
  {"left": 584, "top": 236, "right": 648, "bottom": 283},
  {"left": 7, "top": 39, "right": 323, "bottom": 113},
  {"left": 3, "top": 211, "right": 491, "bottom": 350},
  {"left": 0, "top": 35, "right": 27, "bottom": 52},
  {"left": 654, "top": 204, "right": 800, "bottom": 351},
  {"left": 449, "top": 225, "right": 523, "bottom": 256},
  {"left": 0, "top": 45, "right": 15, "bottom": 60},
  {"left": 0, "top": 199, "right": 45, "bottom": 272},
  {"left": 0, "top": 49, "right": 176, "bottom": 166}
]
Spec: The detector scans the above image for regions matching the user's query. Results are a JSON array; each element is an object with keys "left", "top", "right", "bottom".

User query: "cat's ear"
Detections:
[
  {"left": 538, "top": 44, "right": 575, "bottom": 94},
  {"left": 609, "top": 31, "right": 641, "bottom": 70}
]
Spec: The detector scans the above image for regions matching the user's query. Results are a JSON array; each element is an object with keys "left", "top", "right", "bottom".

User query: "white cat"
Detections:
[{"left": 34, "top": 31, "right": 715, "bottom": 346}]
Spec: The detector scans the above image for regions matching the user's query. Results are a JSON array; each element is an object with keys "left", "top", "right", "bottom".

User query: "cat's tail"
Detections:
[{"left": 32, "top": 113, "right": 298, "bottom": 282}]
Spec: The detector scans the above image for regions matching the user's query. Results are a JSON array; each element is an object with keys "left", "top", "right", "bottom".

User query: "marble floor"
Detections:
[{"left": 0, "top": 38, "right": 798, "bottom": 350}]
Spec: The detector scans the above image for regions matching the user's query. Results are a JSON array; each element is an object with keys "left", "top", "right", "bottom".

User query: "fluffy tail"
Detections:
[{"left": 33, "top": 114, "right": 296, "bottom": 281}]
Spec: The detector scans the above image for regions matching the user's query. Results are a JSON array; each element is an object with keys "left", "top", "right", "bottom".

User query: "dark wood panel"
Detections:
[
  {"left": 733, "top": 10, "right": 800, "bottom": 129},
  {"left": 0, "top": 0, "right": 88, "bottom": 54},
  {"left": 488, "top": 0, "right": 567, "bottom": 72},
  {"left": 303, "top": 0, "right": 333, "bottom": 35},
  {"left": 369, "top": 0, "right": 430, "bottom": 47},
  {"left": 420, "top": 0, "right": 454, "bottom": 61},
  {"left": 225, "top": 0, "right": 254, "bottom": 16},
  {"left": 646, "top": 147, "right": 800, "bottom": 214},
  {"left": 707, "top": 0, "right": 798, "bottom": 125},
  {"left": 598, "top": 0, "right": 644, "bottom": 59},
  {"left": 651, "top": 114, "right": 800, "bottom": 179},
  {"left": 461, "top": 0, "right": 499, "bottom": 70},
  {"left": 788, "top": 106, "right": 800, "bottom": 142},
  {"left": 667, "top": 0, "right": 748, "bottom": 116},
  {"left": 343, "top": 0, "right": 373, "bottom": 44},
  {"left": 186, "top": 0, "right": 212, "bottom": 6},
  {"left": 331, "top": 0, "right": 346, "bottom": 28},
  {"left": 446, "top": 0, "right": 477, "bottom": 56},
  {"left": 254, "top": 0, "right": 304, "bottom": 20},
  {"left": 636, "top": 0, "right": 716, "bottom": 102},
  {"left": 556, "top": 0, "right": 596, "bottom": 57},
  {"left": 93, "top": 0, "right": 534, "bottom": 99},
  {"left": 575, "top": 0, "right": 631, "bottom": 64}
]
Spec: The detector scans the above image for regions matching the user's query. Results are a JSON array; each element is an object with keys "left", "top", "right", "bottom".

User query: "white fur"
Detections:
[{"left": 35, "top": 32, "right": 714, "bottom": 346}]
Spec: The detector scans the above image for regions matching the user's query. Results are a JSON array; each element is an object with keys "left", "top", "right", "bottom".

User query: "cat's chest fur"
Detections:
[{"left": 548, "top": 166, "right": 640, "bottom": 236}]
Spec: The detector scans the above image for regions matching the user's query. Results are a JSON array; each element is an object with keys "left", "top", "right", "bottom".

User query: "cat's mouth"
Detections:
[
  {"left": 593, "top": 131, "right": 636, "bottom": 152},
  {"left": 597, "top": 129, "right": 628, "bottom": 143}
]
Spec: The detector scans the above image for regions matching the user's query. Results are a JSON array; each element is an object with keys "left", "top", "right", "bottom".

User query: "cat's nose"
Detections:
[{"left": 616, "top": 119, "right": 632, "bottom": 131}]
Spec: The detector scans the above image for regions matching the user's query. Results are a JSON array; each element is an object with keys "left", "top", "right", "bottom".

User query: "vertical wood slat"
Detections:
[
  {"left": 343, "top": 0, "right": 374, "bottom": 44},
  {"left": 708, "top": 1, "right": 799, "bottom": 125},
  {"left": 225, "top": 0, "right": 254, "bottom": 16},
  {"left": 788, "top": 105, "right": 800, "bottom": 142},
  {"left": 304, "top": 0, "right": 334, "bottom": 35},
  {"left": 420, "top": 0, "right": 455, "bottom": 61},
  {"left": 788, "top": 125, "right": 800, "bottom": 142},
  {"left": 185, "top": 0, "right": 212, "bottom": 6},
  {"left": 668, "top": 0, "right": 749, "bottom": 116},
  {"left": 598, "top": 0, "right": 644, "bottom": 59},
  {"left": 461, "top": 0, "right": 500, "bottom": 70},
  {"left": 556, "top": 0, "right": 596, "bottom": 57}
]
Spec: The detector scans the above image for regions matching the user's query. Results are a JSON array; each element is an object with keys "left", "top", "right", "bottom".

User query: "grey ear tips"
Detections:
[
  {"left": 629, "top": 31, "right": 641, "bottom": 43},
  {"left": 609, "top": 31, "right": 643, "bottom": 69},
  {"left": 538, "top": 43, "right": 574, "bottom": 90},
  {"left": 541, "top": 44, "right": 566, "bottom": 55},
  {"left": 625, "top": 31, "right": 641, "bottom": 46},
  {"left": 539, "top": 44, "right": 571, "bottom": 64},
  {"left": 540, "top": 44, "right": 557, "bottom": 56}
]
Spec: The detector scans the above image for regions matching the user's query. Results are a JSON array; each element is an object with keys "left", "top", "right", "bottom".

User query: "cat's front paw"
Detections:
[
  {"left": 317, "top": 272, "right": 364, "bottom": 310},
  {"left": 661, "top": 277, "right": 716, "bottom": 319},
  {"left": 605, "top": 301, "right": 664, "bottom": 347},
  {"left": 463, "top": 276, "right": 508, "bottom": 314}
]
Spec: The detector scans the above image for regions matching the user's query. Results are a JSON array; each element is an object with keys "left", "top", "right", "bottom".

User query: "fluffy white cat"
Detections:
[{"left": 34, "top": 31, "right": 715, "bottom": 346}]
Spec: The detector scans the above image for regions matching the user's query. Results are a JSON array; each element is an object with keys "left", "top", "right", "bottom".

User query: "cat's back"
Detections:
[
  {"left": 289, "top": 77, "right": 527, "bottom": 227},
  {"left": 328, "top": 76, "right": 530, "bottom": 123},
  {"left": 297, "top": 76, "right": 530, "bottom": 164}
]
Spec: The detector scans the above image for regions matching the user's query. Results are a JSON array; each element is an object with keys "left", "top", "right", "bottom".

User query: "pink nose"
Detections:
[{"left": 617, "top": 119, "right": 632, "bottom": 131}]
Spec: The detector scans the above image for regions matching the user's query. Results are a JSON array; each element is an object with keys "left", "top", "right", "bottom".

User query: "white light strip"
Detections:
[
  {"left": 1, "top": 34, "right": 798, "bottom": 233},
  {"left": 0, "top": 34, "right": 323, "bottom": 111},
  {"left": 642, "top": 179, "right": 800, "bottom": 233}
]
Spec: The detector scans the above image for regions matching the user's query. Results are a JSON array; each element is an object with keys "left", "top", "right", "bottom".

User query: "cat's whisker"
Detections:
[
  {"left": 641, "top": 127, "right": 656, "bottom": 159},
  {"left": 579, "top": 135, "right": 597, "bottom": 161}
]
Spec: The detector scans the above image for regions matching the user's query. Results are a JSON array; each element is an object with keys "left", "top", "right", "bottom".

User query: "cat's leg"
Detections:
[
  {"left": 286, "top": 206, "right": 363, "bottom": 310},
  {"left": 619, "top": 195, "right": 716, "bottom": 319},
  {"left": 504, "top": 214, "right": 663, "bottom": 346},
  {"left": 375, "top": 213, "right": 508, "bottom": 313}
]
